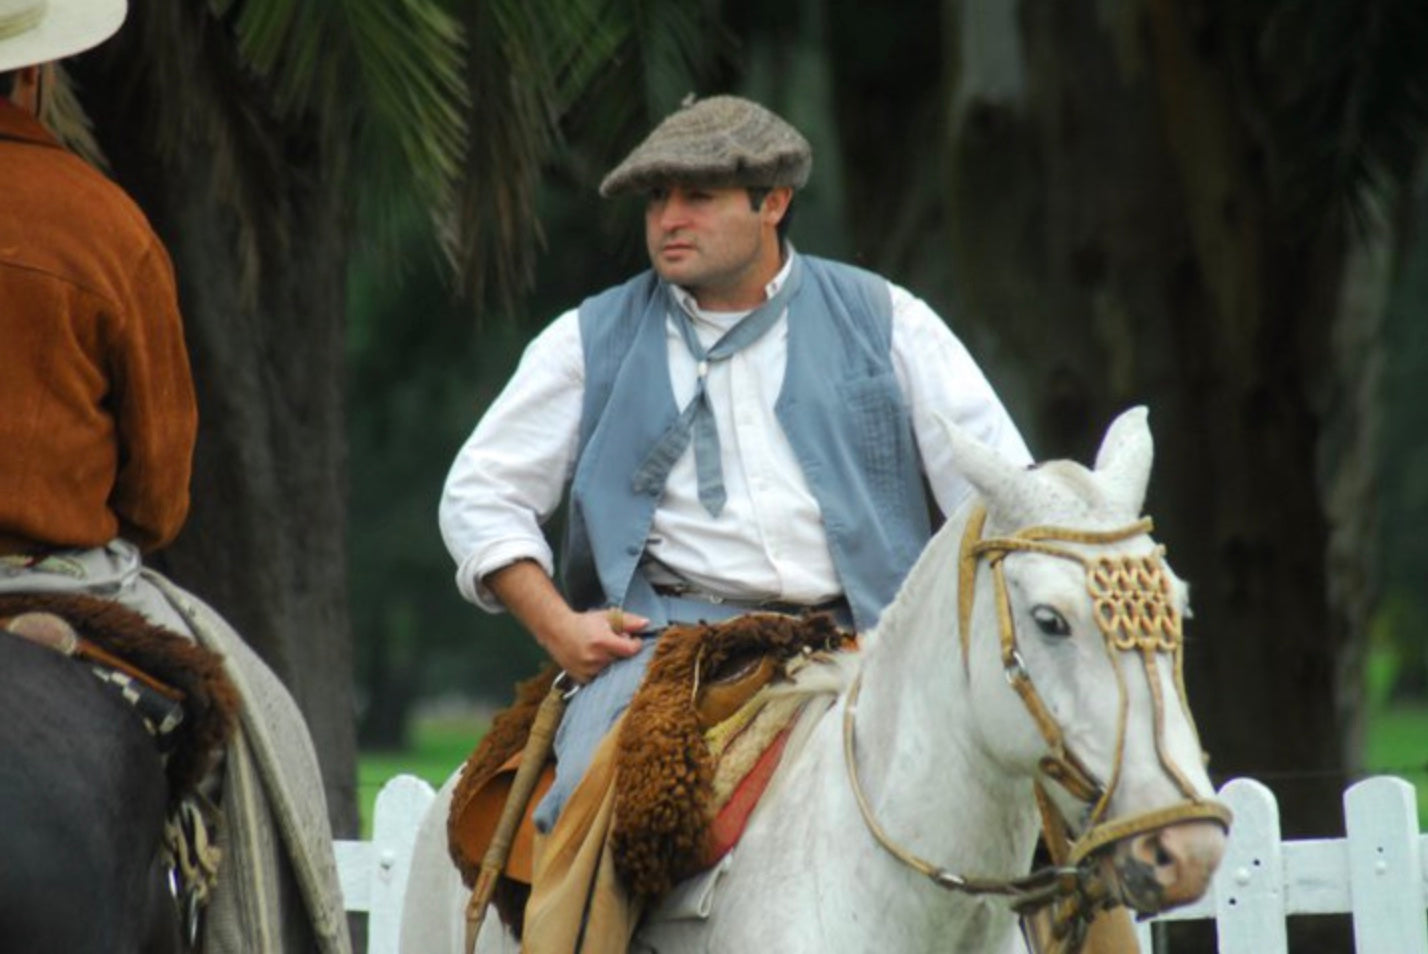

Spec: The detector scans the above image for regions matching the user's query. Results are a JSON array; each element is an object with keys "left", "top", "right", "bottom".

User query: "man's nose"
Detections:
[{"left": 655, "top": 195, "right": 689, "bottom": 230}]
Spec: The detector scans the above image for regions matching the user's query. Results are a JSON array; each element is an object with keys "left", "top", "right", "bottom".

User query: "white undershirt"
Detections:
[{"left": 439, "top": 256, "right": 1032, "bottom": 612}]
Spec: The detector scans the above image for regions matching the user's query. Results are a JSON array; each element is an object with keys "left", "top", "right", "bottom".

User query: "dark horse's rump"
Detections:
[{"left": 0, "top": 631, "right": 180, "bottom": 953}]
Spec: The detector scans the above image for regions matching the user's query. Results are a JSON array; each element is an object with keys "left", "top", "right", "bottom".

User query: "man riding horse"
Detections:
[
  {"left": 439, "top": 96, "right": 1155, "bottom": 949},
  {"left": 0, "top": 2, "right": 349, "bottom": 950}
]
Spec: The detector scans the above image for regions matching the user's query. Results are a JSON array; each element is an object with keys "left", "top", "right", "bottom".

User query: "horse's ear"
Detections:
[
  {"left": 934, "top": 413, "right": 1041, "bottom": 523},
  {"left": 1093, "top": 406, "right": 1153, "bottom": 514}
]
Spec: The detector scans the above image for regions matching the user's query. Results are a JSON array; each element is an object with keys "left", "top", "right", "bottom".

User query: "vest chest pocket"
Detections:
[{"left": 834, "top": 372, "right": 915, "bottom": 502}]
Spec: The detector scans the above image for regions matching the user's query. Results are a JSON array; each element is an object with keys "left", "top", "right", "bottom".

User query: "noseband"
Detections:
[{"left": 842, "top": 505, "right": 1231, "bottom": 947}]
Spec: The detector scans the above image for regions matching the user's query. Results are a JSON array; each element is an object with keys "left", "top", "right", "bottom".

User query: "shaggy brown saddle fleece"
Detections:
[
  {"left": 449, "top": 611, "right": 851, "bottom": 925},
  {"left": 0, "top": 592, "right": 239, "bottom": 802}
]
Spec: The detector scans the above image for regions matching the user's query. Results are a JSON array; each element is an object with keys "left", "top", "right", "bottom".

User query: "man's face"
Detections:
[{"left": 644, "top": 184, "right": 788, "bottom": 310}]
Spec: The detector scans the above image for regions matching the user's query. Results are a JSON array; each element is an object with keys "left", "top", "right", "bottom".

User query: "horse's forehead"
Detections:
[{"left": 987, "top": 460, "right": 1142, "bottom": 531}]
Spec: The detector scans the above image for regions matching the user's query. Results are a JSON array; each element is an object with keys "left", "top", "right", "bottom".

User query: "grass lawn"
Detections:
[
  {"left": 1363, "top": 703, "right": 1428, "bottom": 826},
  {"left": 357, "top": 714, "right": 486, "bottom": 837}
]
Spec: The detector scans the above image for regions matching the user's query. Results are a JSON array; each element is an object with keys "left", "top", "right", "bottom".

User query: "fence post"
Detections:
[
  {"left": 1133, "top": 917, "right": 1154, "bottom": 952},
  {"left": 1344, "top": 776, "right": 1428, "bottom": 954},
  {"left": 1212, "top": 777, "right": 1288, "bottom": 954},
  {"left": 365, "top": 774, "right": 437, "bottom": 954}
]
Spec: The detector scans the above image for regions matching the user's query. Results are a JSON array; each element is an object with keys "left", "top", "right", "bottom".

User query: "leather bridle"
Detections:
[{"left": 842, "top": 504, "right": 1231, "bottom": 946}]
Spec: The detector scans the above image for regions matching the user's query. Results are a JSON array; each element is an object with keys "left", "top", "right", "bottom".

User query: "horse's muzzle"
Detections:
[{"left": 1104, "top": 819, "right": 1227, "bottom": 914}]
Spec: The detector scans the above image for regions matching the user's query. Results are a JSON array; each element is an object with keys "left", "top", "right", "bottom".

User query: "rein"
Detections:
[{"left": 842, "top": 505, "right": 1231, "bottom": 945}]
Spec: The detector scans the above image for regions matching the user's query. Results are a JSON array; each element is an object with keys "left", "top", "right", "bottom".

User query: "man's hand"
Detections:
[
  {"left": 537, "top": 607, "right": 649, "bottom": 683},
  {"left": 483, "top": 559, "right": 650, "bottom": 683}
]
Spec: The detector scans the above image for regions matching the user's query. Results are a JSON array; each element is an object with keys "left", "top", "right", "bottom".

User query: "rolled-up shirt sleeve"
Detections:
[
  {"left": 889, "top": 284, "right": 1033, "bottom": 518},
  {"left": 439, "top": 310, "right": 584, "bottom": 611}
]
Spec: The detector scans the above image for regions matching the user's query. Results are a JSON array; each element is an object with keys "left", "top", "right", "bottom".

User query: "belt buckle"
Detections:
[{"left": 660, "top": 582, "right": 726, "bottom": 604}]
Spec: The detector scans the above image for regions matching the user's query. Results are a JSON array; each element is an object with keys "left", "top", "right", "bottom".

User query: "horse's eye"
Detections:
[{"left": 1031, "top": 605, "right": 1071, "bottom": 638}]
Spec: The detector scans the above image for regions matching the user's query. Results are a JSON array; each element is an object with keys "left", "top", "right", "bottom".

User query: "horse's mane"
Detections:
[{"left": 859, "top": 496, "right": 975, "bottom": 655}]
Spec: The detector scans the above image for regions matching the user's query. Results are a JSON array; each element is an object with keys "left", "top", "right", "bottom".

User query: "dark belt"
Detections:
[
  {"left": 651, "top": 584, "right": 852, "bottom": 627},
  {"left": 0, "top": 542, "right": 48, "bottom": 559}
]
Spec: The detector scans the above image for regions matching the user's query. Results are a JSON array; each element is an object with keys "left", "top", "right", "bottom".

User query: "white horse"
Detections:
[{"left": 400, "top": 407, "right": 1228, "bottom": 953}]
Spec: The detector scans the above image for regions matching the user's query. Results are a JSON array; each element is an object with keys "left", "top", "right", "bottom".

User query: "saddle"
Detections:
[
  {"left": 0, "top": 592, "right": 238, "bottom": 801},
  {"left": 448, "top": 612, "right": 853, "bottom": 934}
]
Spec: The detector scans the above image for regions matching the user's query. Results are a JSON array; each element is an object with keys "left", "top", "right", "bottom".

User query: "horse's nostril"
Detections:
[{"left": 1130, "top": 832, "right": 1169, "bottom": 869}]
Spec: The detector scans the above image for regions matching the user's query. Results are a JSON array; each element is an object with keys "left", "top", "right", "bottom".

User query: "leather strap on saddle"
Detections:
[
  {"left": 463, "top": 676, "right": 570, "bottom": 954},
  {"left": 1, "top": 611, "right": 184, "bottom": 702}
]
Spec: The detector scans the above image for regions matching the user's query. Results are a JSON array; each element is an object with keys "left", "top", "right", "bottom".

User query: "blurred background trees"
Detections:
[{"left": 57, "top": 0, "right": 1428, "bottom": 918}]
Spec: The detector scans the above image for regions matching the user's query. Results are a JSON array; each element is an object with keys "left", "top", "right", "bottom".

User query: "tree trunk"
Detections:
[
  {"left": 74, "top": 26, "right": 359, "bottom": 839},
  {"left": 942, "top": 0, "right": 1371, "bottom": 843}
]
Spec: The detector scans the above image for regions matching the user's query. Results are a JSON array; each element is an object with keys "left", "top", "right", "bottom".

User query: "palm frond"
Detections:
[
  {"left": 445, "top": 0, "right": 725, "bottom": 313},
  {"left": 220, "top": 0, "right": 468, "bottom": 264},
  {"left": 95, "top": 0, "right": 465, "bottom": 303}
]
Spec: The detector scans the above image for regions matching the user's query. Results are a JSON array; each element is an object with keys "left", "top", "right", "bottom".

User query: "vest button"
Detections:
[{"left": 626, "top": 544, "right": 640, "bottom": 556}]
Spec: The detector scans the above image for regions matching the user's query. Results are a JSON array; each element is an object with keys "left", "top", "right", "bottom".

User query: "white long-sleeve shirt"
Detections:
[{"left": 440, "top": 260, "right": 1031, "bottom": 613}]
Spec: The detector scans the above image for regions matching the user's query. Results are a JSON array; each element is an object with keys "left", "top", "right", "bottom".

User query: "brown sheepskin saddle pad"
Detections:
[
  {"left": 0, "top": 593, "right": 239, "bottom": 802},
  {"left": 448, "top": 611, "right": 852, "bottom": 929}
]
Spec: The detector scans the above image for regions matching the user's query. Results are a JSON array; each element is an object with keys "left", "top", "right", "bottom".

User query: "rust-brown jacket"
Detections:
[{"left": 0, "top": 98, "right": 196, "bottom": 553}]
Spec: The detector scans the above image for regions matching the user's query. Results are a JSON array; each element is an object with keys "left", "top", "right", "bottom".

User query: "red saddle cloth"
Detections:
[{"left": 703, "top": 724, "right": 793, "bottom": 865}]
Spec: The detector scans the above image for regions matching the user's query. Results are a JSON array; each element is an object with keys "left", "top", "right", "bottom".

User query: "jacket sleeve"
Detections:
[{"left": 107, "top": 237, "right": 198, "bottom": 551}]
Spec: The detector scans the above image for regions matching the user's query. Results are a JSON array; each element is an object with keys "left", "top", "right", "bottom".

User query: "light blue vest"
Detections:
[{"left": 562, "top": 254, "right": 931, "bottom": 632}]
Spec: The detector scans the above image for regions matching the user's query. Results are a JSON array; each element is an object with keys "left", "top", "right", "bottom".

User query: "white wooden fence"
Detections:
[
  {"left": 334, "top": 774, "right": 1428, "bottom": 954},
  {"left": 335, "top": 774, "right": 437, "bottom": 954}
]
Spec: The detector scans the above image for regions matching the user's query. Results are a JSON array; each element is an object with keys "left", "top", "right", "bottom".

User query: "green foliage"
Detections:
[
  {"left": 347, "top": 239, "right": 547, "bottom": 746},
  {"left": 346, "top": 0, "right": 1428, "bottom": 768}
]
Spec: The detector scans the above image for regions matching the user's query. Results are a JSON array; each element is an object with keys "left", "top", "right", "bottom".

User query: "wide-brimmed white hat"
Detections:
[{"left": 0, "top": 0, "right": 126, "bottom": 73}]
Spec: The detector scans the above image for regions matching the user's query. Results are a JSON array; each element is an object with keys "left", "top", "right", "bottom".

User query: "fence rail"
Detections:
[
  {"left": 335, "top": 774, "right": 1428, "bottom": 954},
  {"left": 1133, "top": 775, "right": 1428, "bottom": 953}
]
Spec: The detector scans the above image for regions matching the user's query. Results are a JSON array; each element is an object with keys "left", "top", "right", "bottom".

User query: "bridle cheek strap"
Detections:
[
  {"left": 957, "top": 505, "right": 1231, "bottom": 850},
  {"left": 988, "top": 563, "right": 1104, "bottom": 804}
]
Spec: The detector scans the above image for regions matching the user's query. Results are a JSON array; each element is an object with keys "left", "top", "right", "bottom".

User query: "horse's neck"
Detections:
[
  {"left": 691, "top": 510, "right": 1042, "bottom": 950},
  {"left": 848, "top": 507, "right": 1039, "bottom": 873}
]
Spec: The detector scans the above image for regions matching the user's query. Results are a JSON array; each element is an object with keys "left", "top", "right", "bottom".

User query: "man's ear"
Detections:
[{"left": 760, "top": 186, "right": 793, "bottom": 226}]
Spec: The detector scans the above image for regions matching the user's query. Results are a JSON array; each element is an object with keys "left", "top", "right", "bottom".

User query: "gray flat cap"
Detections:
[{"left": 600, "top": 95, "right": 812, "bottom": 198}]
